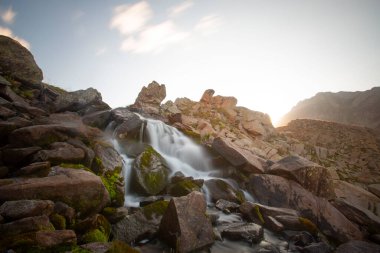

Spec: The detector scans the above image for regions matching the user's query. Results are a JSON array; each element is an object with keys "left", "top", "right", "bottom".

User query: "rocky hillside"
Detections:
[
  {"left": 279, "top": 87, "right": 380, "bottom": 131},
  {"left": 1, "top": 35, "right": 380, "bottom": 253}
]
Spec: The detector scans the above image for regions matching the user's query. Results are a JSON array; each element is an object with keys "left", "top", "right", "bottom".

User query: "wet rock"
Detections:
[
  {"left": 0, "top": 35, "right": 43, "bottom": 84},
  {"left": 9, "top": 124, "right": 87, "bottom": 147},
  {"left": 132, "top": 146, "right": 170, "bottom": 195},
  {"left": 0, "top": 166, "right": 110, "bottom": 217},
  {"left": 239, "top": 202, "right": 298, "bottom": 223},
  {"left": 112, "top": 200, "right": 168, "bottom": 243},
  {"left": 130, "top": 81, "right": 166, "bottom": 115},
  {"left": 220, "top": 222, "right": 263, "bottom": 243},
  {"left": 215, "top": 199, "right": 240, "bottom": 213},
  {"left": 82, "top": 110, "right": 111, "bottom": 129},
  {"left": 212, "top": 137, "right": 265, "bottom": 173},
  {"left": 368, "top": 184, "right": 380, "bottom": 198},
  {"left": 35, "top": 230, "right": 76, "bottom": 248},
  {"left": 250, "top": 174, "right": 363, "bottom": 243},
  {"left": 335, "top": 240, "right": 380, "bottom": 253},
  {"left": 14, "top": 161, "right": 51, "bottom": 177},
  {"left": 0, "top": 199, "right": 54, "bottom": 221},
  {"left": 205, "top": 179, "right": 245, "bottom": 204},
  {"left": 80, "top": 242, "right": 111, "bottom": 253},
  {"left": 274, "top": 215, "right": 309, "bottom": 231},
  {"left": 159, "top": 192, "right": 214, "bottom": 253},
  {"left": 75, "top": 214, "right": 111, "bottom": 243},
  {"left": 268, "top": 155, "right": 334, "bottom": 198},
  {"left": 32, "top": 142, "right": 85, "bottom": 165},
  {"left": 112, "top": 107, "right": 143, "bottom": 141},
  {"left": 332, "top": 198, "right": 380, "bottom": 233},
  {"left": 0, "top": 215, "right": 54, "bottom": 237},
  {"left": 2, "top": 146, "right": 41, "bottom": 166},
  {"left": 167, "top": 176, "right": 203, "bottom": 197},
  {"left": 265, "top": 216, "right": 284, "bottom": 232}
]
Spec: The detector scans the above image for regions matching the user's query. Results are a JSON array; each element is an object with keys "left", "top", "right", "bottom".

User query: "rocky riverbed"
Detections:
[{"left": 1, "top": 35, "right": 380, "bottom": 253}]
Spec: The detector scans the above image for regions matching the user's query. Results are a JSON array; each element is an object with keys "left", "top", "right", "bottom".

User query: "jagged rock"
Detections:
[
  {"left": 13, "top": 102, "right": 47, "bottom": 118},
  {"left": 67, "top": 139, "right": 95, "bottom": 168},
  {"left": 212, "top": 137, "right": 265, "bottom": 173},
  {"left": 32, "top": 142, "right": 85, "bottom": 165},
  {"left": 159, "top": 192, "right": 214, "bottom": 253},
  {"left": 0, "top": 200, "right": 54, "bottom": 221},
  {"left": 220, "top": 222, "right": 263, "bottom": 243},
  {"left": 130, "top": 81, "right": 166, "bottom": 115},
  {"left": 0, "top": 215, "right": 54, "bottom": 237},
  {"left": 204, "top": 179, "right": 245, "bottom": 204},
  {"left": 82, "top": 110, "right": 111, "bottom": 129},
  {"left": 35, "top": 230, "right": 76, "bottom": 248},
  {"left": 249, "top": 174, "right": 363, "bottom": 243},
  {"left": 112, "top": 201, "right": 168, "bottom": 243},
  {"left": 9, "top": 124, "right": 87, "bottom": 147},
  {"left": 53, "top": 87, "right": 108, "bottom": 113},
  {"left": 14, "top": 161, "right": 51, "bottom": 177},
  {"left": 333, "top": 180, "right": 380, "bottom": 217},
  {"left": 368, "top": 184, "right": 380, "bottom": 198},
  {"left": 268, "top": 155, "right": 334, "bottom": 198},
  {"left": 132, "top": 146, "right": 169, "bottom": 195},
  {"left": 332, "top": 198, "right": 380, "bottom": 233},
  {"left": 0, "top": 35, "right": 43, "bottom": 85},
  {"left": 200, "top": 89, "right": 215, "bottom": 104},
  {"left": 335, "top": 240, "right": 380, "bottom": 253},
  {"left": 0, "top": 166, "right": 110, "bottom": 217},
  {"left": 238, "top": 107, "right": 274, "bottom": 137}
]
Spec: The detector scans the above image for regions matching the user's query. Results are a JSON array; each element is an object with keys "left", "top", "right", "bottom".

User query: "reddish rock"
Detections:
[
  {"left": 159, "top": 192, "right": 214, "bottom": 253},
  {"left": 220, "top": 222, "right": 263, "bottom": 243},
  {"left": 35, "top": 230, "right": 76, "bottom": 248},
  {"left": 0, "top": 215, "right": 54, "bottom": 237},
  {"left": 205, "top": 179, "right": 245, "bottom": 204},
  {"left": 131, "top": 81, "right": 166, "bottom": 115},
  {"left": 32, "top": 142, "right": 85, "bottom": 165},
  {"left": 0, "top": 199, "right": 54, "bottom": 221},
  {"left": 14, "top": 161, "right": 51, "bottom": 177}
]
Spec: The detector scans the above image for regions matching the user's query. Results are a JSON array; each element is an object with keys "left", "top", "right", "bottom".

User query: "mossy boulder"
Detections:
[
  {"left": 132, "top": 146, "right": 170, "bottom": 195},
  {"left": 204, "top": 179, "right": 245, "bottom": 204},
  {"left": 75, "top": 214, "right": 111, "bottom": 242},
  {"left": 167, "top": 177, "right": 204, "bottom": 197}
]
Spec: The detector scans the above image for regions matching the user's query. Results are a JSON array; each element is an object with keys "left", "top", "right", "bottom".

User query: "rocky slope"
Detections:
[
  {"left": 1, "top": 35, "right": 380, "bottom": 253},
  {"left": 279, "top": 87, "right": 380, "bottom": 131}
]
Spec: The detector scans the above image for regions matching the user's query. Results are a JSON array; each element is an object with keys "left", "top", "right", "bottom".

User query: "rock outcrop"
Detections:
[{"left": 130, "top": 81, "right": 166, "bottom": 115}]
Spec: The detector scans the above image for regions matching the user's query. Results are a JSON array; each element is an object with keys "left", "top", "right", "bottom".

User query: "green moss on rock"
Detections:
[
  {"left": 107, "top": 240, "right": 139, "bottom": 253},
  {"left": 142, "top": 200, "right": 169, "bottom": 220},
  {"left": 100, "top": 166, "right": 124, "bottom": 206},
  {"left": 299, "top": 217, "right": 318, "bottom": 235},
  {"left": 254, "top": 205, "right": 265, "bottom": 224},
  {"left": 50, "top": 213, "right": 66, "bottom": 230},
  {"left": 82, "top": 229, "right": 108, "bottom": 243}
]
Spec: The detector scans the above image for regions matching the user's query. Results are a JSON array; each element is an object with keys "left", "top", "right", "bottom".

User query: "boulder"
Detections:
[
  {"left": 333, "top": 180, "right": 380, "bottom": 216},
  {"left": 204, "top": 179, "right": 245, "bottom": 204},
  {"left": 130, "top": 81, "right": 166, "bottom": 115},
  {"left": 132, "top": 146, "right": 169, "bottom": 195},
  {"left": 215, "top": 199, "right": 240, "bottom": 213},
  {"left": 166, "top": 176, "right": 203, "bottom": 197},
  {"left": 14, "top": 161, "right": 51, "bottom": 177},
  {"left": 212, "top": 137, "right": 265, "bottom": 173},
  {"left": 32, "top": 142, "right": 85, "bottom": 165},
  {"left": 2, "top": 146, "right": 41, "bottom": 166},
  {"left": 54, "top": 201, "right": 76, "bottom": 225},
  {"left": 268, "top": 155, "right": 334, "bottom": 198},
  {"left": 0, "top": 215, "right": 54, "bottom": 237},
  {"left": 0, "top": 166, "right": 110, "bottom": 217},
  {"left": 249, "top": 174, "right": 363, "bottom": 243},
  {"left": 336, "top": 240, "right": 380, "bottom": 253},
  {"left": 159, "top": 192, "right": 214, "bottom": 253},
  {"left": 92, "top": 141, "right": 123, "bottom": 174},
  {"left": 220, "top": 222, "right": 263, "bottom": 243},
  {"left": 111, "top": 107, "right": 143, "bottom": 141},
  {"left": 35, "top": 230, "right": 76, "bottom": 248},
  {"left": 82, "top": 110, "right": 111, "bottom": 130},
  {"left": 238, "top": 107, "right": 274, "bottom": 137},
  {"left": 0, "top": 200, "right": 54, "bottom": 221},
  {"left": 368, "top": 184, "right": 380, "bottom": 198},
  {"left": 200, "top": 89, "right": 215, "bottom": 104},
  {"left": 0, "top": 35, "right": 43, "bottom": 84}
]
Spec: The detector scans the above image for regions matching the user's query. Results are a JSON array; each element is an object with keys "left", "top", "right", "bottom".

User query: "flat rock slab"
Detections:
[
  {"left": 220, "top": 222, "right": 263, "bottom": 243},
  {"left": 0, "top": 199, "right": 54, "bottom": 221}
]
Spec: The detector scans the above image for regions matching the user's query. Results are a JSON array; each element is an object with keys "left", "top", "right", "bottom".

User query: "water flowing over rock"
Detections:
[
  {"left": 0, "top": 35, "right": 43, "bottom": 84},
  {"left": 159, "top": 192, "right": 214, "bottom": 253}
]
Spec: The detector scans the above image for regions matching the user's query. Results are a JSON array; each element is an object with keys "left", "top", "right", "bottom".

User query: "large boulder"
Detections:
[
  {"left": 249, "top": 174, "right": 363, "bottom": 243},
  {"left": 32, "top": 142, "right": 85, "bottom": 165},
  {"left": 267, "top": 155, "right": 334, "bottom": 198},
  {"left": 204, "top": 179, "right": 245, "bottom": 204},
  {"left": 237, "top": 107, "right": 274, "bottom": 137},
  {"left": 0, "top": 215, "right": 54, "bottom": 238},
  {"left": 35, "top": 230, "right": 77, "bottom": 248},
  {"left": 92, "top": 141, "right": 123, "bottom": 175},
  {"left": 111, "top": 107, "right": 143, "bottom": 140},
  {"left": 0, "top": 166, "right": 110, "bottom": 217},
  {"left": 0, "top": 200, "right": 54, "bottom": 221},
  {"left": 220, "top": 222, "right": 263, "bottom": 243},
  {"left": 212, "top": 137, "right": 265, "bottom": 173},
  {"left": 158, "top": 192, "right": 214, "bottom": 253},
  {"left": 130, "top": 81, "right": 166, "bottom": 115},
  {"left": 0, "top": 35, "right": 43, "bottom": 85},
  {"left": 132, "top": 146, "right": 170, "bottom": 195}
]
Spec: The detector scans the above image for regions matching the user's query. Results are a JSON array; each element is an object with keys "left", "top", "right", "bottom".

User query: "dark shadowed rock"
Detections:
[
  {"left": 0, "top": 35, "right": 43, "bottom": 84},
  {"left": 159, "top": 192, "right": 214, "bottom": 253},
  {"left": 54, "top": 201, "right": 76, "bottom": 224},
  {"left": 82, "top": 110, "right": 111, "bottom": 129},
  {"left": 220, "top": 222, "right": 263, "bottom": 243},
  {"left": 130, "top": 81, "right": 166, "bottom": 115},
  {"left": 0, "top": 105, "right": 16, "bottom": 119},
  {"left": 335, "top": 240, "right": 380, "bottom": 253},
  {"left": 166, "top": 176, "right": 203, "bottom": 197},
  {"left": 249, "top": 174, "right": 363, "bottom": 243},
  {"left": 301, "top": 242, "right": 332, "bottom": 253},
  {"left": 0, "top": 215, "right": 54, "bottom": 237},
  {"left": 132, "top": 146, "right": 169, "bottom": 195},
  {"left": 0, "top": 117, "right": 32, "bottom": 144},
  {"left": 212, "top": 137, "right": 265, "bottom": 173},
  {"left": 32, "top": 142, "right": 85, "bottom": 165},
  {"left": 0, "top": 199, "right": 54, "bottom": 221},
  {"left": 0, "top": 166, "right": 110, "bottom": 217},
  {"left": 2, "top": 146, "right": 41, "bottom": 166},
  {"left": 368, "top": 184, "right": 380, "bottom": 198},
  {"left": 268, "top": 155, "right": 334, "bottom": 198},
  {"left": 14, "top": 161, "right": 51, "bottom": 177},
  {"left": 112, "top": 107, "right": 143, "bottom": 141},
  {"left": 205, "top": 179, "right": 245, "bottom": 204},
  {"left": 35, "top": 230, "right": 76, "bottom": 248}
]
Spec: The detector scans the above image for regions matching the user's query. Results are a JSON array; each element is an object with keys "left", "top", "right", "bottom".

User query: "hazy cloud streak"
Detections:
[
  {"left": 0, "top": 26, "right": 30, "bottom": 49},
  {"left": 168, "top": 0, "right": 193, "bottom": 17},
  {"left": 1, "top": 6, "right": 16, "bottom": 24},
  {"left": 195, "top": 15, "right": 222, "bottom": 35}
]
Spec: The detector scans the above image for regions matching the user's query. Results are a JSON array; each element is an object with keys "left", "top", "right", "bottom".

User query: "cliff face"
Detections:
[{"left": 279, "top": 87, "right": 380, "bottom": 131}]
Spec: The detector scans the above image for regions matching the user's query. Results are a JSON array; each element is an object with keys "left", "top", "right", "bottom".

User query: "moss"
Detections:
[
  {"left": 169, "top": 180, "right": 201, "bottom": 197},
  {"left": 59, "top": 163, "right": 93, "bottom": 173},
  {"left": 299, "top": 217, "right": 318, "bottom": 235},
  {"left": 140, "top": 146, "right": 157, "bottom": 168},
  {"left": 100, "top": 166, "right": 123, "bottom": 205},
  {"left": 44, "top": 83, "right": 67, "bottom": 95},
  {"left": 82, "top": 229, "right": 108, "bottom": 243},
  {"left": 106, "top": 240, "right": 139, "bottom": 253},
  {"left": 215, "top": 180, "right": 245, "bottom": 204},
  {"left": 142, "top": 200, "right": 169, "bottom": 220},
  {"left": 50, "top": 213, "right": 66, "bottom": 230},
  {"left": 102, "top": 207, "right": 117, "bottom": 216},
  {"left": 142, "top": 171, "right": 167, "bottom": 194},
  {"left": 254, "top": 205, "right": 265, "bottom": 224}
]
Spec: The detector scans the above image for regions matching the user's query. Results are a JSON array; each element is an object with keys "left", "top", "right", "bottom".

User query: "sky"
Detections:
[{"left": 0, "top": 0, "right": 379, "bottom": 126}]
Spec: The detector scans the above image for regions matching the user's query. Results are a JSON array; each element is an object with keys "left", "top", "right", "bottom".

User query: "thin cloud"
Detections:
[
  {"left": 195, "top": 15, "right": 222, "bottom": 35},
  {"left": 121, "top": 21, "right": 189, "bottom": 54},
  {"left": 0, "top": 26, "right": 30, "bottom": 49},
  {"left": 72, "top": 10, "right": 85, "bottom": 21},
  {"left": 168, "top": 0, "right": 194, "bottom": 17},
  {"left": 95, "top": 47, "right": 107, "bottom": 56},
  {"left": 110, "top": 1, "right": 152, "bottom": 35},
  {"left": 1, "top": 6, "right": 16, "bottom": 24}
]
